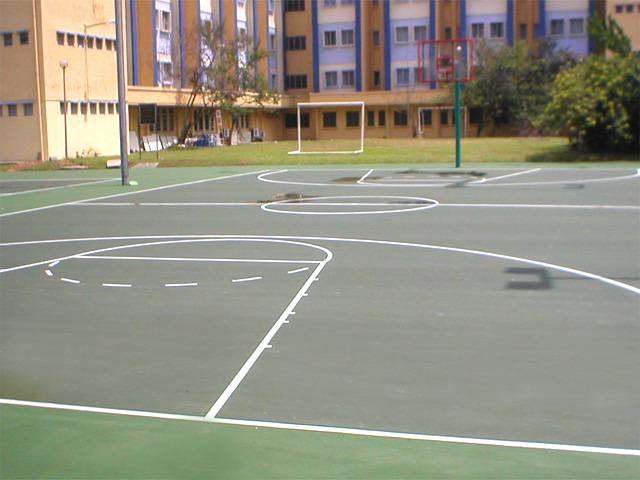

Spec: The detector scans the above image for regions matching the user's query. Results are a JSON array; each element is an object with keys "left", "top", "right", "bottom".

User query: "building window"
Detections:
[
  {"left": 569, "top": 18, "right": 584, "bottom": 35},
  {"left": 268, "top": 0, "right": 275, "bottom": 12},
  {"left": 159, "top": 107, "right": 175, "bottom": 131},
  {"left": 341, "top": 29, "right": 354, "bottom": 46},
  {"left": 373, "top": 70, "right": 380, "bottom": 86},
  {"left": 346, "top": 111, "right": 359, "bottom": 127},
  {"left": 159, "top": 62, "right": 172, "bottom": 86},
  {"left": 414, "top": 67, "right": 427, "bottom": 83},
  {"left": 105, "top": 38, "right": 114, "bottom": 50},
  {"left": 285, "top": 112, "right": 310, "bottom": 128},
  {"left": 469, "top": 107, "right": 483, "bottom": 124},
  {"left": 269, "top": 33, "right": 276, "bottom": 50},
  {"left": 56, "top": 32, "right": 65, "bottom": 45},
  {"left": 78, "top": 35, "right": 86, "bottom": 47},
  {"left": 0, "top": 105, "right": 3, "bottom": 117},
  {"left": 96, "top": 37, "right": 103, "bottom": 49},
  {"left": 615, "top": 4, "right": 624, "bottom": 13},
  {"left": 87, "top": 36, "right": 94, "bottom": 48},
  {"left": 285, "top": 36, "right": 306, "bottom": 50},
  {"left": 99, "top": 103, "right": 106, "bottom": 114},
  {"left": 626, "top": 3, "right": 634, "bottom": 12},
  {"left": 18, "top": 31, "right": 28, "bottom": 45},
  {"left": 444, "top": 27, "right": 452, "bottom": 40},
  {"left": 324, "top": 30, "right": 337, "bottom": 47},
  {"left": 440, "top": 110, "right": 449, "bottom": 125},
  {"left": 394, "top": 110, "right": 408, "bottom": 126},
  {"left": 159, "top": 10, "right": 171, "bottom": 32},
  {"left": 519, "top": 23, "right": 528, "bottom": 40},
  {"left": 325, "top": 71, "right": 338, "bottom": 88},
  {"left": 81, "top": 103, "right": 87, "bottom": 115},
  {"left": 107, "top": 103, "right": 114, "bottom": 114},
  {"left": 395, "top": 26, "right": 409, "bottom": 43},
  {"left": 323, "top": 112, "right": 337, "bottom": 128},
  {"left": 342, "top": 70, "right": 355, "bottom": 87},
  {"left": 471, "top": 23, "right": 484, "bottom": 38},
  {"left": 88, "top": 102, "right": 96, "bottom": 114},
  {"left": 8, "top": 104, "right": 18, "bottom": 117},
  {"left": 550, "top": 19, "right": 564, "bottom": 36},
  {"left": 284, "top": 0, "right": 305, "bottom": 12},
  {"left": 373, "top": 30, "right": 380, "bottom": 46},
  {"left": 367, "top": 110, "right": 375, "bottom": 127},
  {"left": 285, "top": 74, "right": 307, "bottom": 89},
  {"left": 341, "top": 0, "right": 354, "bottom": 4},
  {"left": 420, "top": 109, "right": 432, "bottom": 126},
  {"left": 378, "top": 110, "right": 385, "bottom": 126},
  {"left": 324, "top": 0, "right": 337, "bottom": 6},
  {"left": 67, "top": 33, "right": 75, "bottom": 46},
  {"left": 414, "top": 25, "right": 428, "bottom": 41},
  {"left": 270, "top": 73, "right": 277, "bottom": 88},
  {"left": 396, "top": 68, "right": 409, "bottom": 85},
  {"left": 490, "top": 22, "right": 504, "bottom": 38},
  {"left": 3, "top": 32, "right": 12, "bottom": 46}
]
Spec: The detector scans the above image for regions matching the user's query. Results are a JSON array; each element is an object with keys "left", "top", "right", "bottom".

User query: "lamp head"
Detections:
[{"left": 59, "top": 59, "right": 69, "bottom": 69}]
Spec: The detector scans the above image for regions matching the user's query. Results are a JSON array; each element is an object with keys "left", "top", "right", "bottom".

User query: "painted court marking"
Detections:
[
  {"left": 0, "top": 169, "right": 268, "bottom": 218},
  {"left": 257, "top": 168, "right": 640, "bottom": 188},
  {"left": 60, "top": 277, "right": 80, "bottom": 284},
  {"left": 288, "top": 267, "right": 310, "bottom": 274},
  {"left": 468, "top": 168, "right": 541, "bottom": 184},
  {"left": 261, "top": 196, "right": 439, "bottom": 215},
  {"left": 0, "top": 235, "right": 638, "bottom": 455},
  {"left": 232, "top": 276, "right": 263, "bottom": 283},
  {"left": 164, "top": 283, "right": 198, "bottom": 288},
  {"left": 0, "top": 178, "right": 118, "bottom": 197},
  {"left": 0, "top": 398, "right": 637, "bottom": 457}
]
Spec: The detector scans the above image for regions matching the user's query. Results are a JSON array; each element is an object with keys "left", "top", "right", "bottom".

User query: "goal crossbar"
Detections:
[{"left": 288, "top": 101, "right": 365, "bottom": 155}]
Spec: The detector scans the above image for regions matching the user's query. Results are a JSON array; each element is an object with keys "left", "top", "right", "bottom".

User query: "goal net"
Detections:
[{"left": 288, "top": 101, "right": 365, "bottom": 155}]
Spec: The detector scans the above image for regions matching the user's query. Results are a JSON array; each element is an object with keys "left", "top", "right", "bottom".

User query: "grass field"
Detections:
[{"left": 2, "top": 137, "right": 638, "bottom": 171}]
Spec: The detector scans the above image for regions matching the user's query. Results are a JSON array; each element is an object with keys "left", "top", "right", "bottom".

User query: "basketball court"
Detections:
[{"left": 1, "top": 166, "right": 639, "bottom": 476}]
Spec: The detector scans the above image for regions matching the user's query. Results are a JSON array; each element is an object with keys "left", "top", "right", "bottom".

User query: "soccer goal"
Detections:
[{"left": 288, "top": 101, "right": 365, "bottom": 155}]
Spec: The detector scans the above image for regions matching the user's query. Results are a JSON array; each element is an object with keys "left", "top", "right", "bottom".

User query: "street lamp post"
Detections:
[{"left": 59, "top": 59, "right": 69, "bottom": 160}]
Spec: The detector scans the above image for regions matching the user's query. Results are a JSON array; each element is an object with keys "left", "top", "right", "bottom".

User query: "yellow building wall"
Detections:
[
  {"left": 607, "top": 1, "right": 640, "bottom": 52},
  {"left": 284, "top": 6, "right": 313, "bottom": 92},
  {"left": 0, "top": 0, "right": 43, "bottom": 161}
]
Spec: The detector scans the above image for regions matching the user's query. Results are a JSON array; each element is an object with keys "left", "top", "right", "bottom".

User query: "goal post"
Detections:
[{"left": 288, "top": 101, "right": 365, "bottom": 155}]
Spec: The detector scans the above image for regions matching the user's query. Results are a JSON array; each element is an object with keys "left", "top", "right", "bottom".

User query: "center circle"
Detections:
[{"left": 261, "top": 196, "right": 439, "bottom": 215}]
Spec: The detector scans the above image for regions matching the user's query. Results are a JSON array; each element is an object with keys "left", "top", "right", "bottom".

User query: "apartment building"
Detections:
[{"left": 1, "top": 0, "right": 625, "bottom": 163}]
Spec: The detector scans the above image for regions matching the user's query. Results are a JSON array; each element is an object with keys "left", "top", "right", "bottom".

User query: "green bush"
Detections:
[{"left": 538, "top": 54, "right": 640, "bottom": 153}]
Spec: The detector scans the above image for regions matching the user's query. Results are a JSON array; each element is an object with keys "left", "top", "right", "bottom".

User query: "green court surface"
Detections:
[{"left": 1, "top": 164, "right": 639, "bottom": 478}]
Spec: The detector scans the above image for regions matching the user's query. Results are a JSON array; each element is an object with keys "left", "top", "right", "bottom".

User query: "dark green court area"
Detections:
[{"left": 1, "top": 166, "right": 639, "bottom": 478}]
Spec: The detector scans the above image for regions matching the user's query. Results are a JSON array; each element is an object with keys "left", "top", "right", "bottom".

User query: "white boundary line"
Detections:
[
  {"left": 0, "top": 170, "right": 268, "bottom": 218},
  {"left": 69, "top": 202, "right": 260, "bottom": 206},
  {"left": 0, "top": 398, "right": 637, "bottom": 457},
  {"left": 468, "top": 168, "right": 541, "bottom": 184},
  {"left": 0, "top": 178, "right": 119, "bottom": 197},
  {"left": 164, "top": 283, "right": 198, "bottom": 287},
  {"left": 0, "top": 177, "right": 113, "bottom": 182},
  {"left": 257, "top": 169, "right": 640, "bottom": 188},
  {"left": 438, "top": 203, "right": 640, "bottom": 210},
  {"left": 261, "top": 196, "right": 439, "bottom": 216},
  {"left": 102, "top": 283, "right": 132, "bottom": 288}
]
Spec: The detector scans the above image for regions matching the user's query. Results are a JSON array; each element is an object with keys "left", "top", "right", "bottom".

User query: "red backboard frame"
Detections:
[{"left": 417, "top": 38, "right": 476, "bottom": 84}]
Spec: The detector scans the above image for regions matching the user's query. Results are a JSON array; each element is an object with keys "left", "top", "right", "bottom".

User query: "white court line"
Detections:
[
  {"left": 0, "top": 235, "right": 637, "bottom": 296},
  {"left": 164, "top": 283, "right": 198, "bottom": 287},
  {"left": 71, "top": 202, "right": 261, "bottom": 206},
  {"left": 469, "top": 168, "right": 541, "bottom": 184},
  {"left": 77, "top": 255, "right": 321, "bottom": 264},
  {"left": 0, "top": 178, "right": 118, "bottom": 197},
  {"left": 232, "top": 276, "right": 263, "bottom": 283},
  {"left": 288, "top": 267, "right": 310, "bottom": 274},
  {"left": 0, "top": 178, "right": 112, "bottom": 182},
  {"left": 60, "top": 278, "right": 80, "bottom": 284},
  {"left": 45, "top": 270, "right": 53, "bottom": 276},
  {"left": 0, "top": 170, "right": 268, "bottom": 218},
  {"left": 439, "top": 203, "right": 640, "bottom": 210},
  {"left": 102, "top": 283, "right": 132, "bottom": 288},
  {"left": 262, "top": 195, "right": 439, "bottom": 216},
  {"left": 207, "top": 252, "right": 332, "bottom": 418},
  {"left": 257, "top": 169, "right": 640, "bottom": 188},
  {"left": 357, "top": 169, "right": 375, "bottom": 184},
  {"left": 0, "top": 399, "right": 637, "bottom": 457}
]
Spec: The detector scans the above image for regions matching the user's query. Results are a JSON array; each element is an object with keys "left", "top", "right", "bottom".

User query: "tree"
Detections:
[
  {"left": 537, "top": 16, "right": 640, "bottom": 152},
  {"left": 180, "top": 22, "right": 279, "bottom": 143},
  {"left": 463, "top": 40, "right": 576, "bottom": 135}
]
